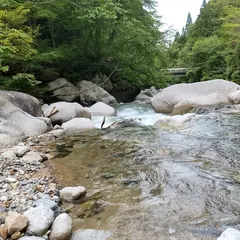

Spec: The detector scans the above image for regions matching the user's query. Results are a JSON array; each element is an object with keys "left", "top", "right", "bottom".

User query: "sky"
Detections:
[{"left": 156, "top": 0, "right": 204, "bottom": 33}]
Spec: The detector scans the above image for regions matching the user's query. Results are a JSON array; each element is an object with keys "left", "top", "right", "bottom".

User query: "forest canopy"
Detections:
[
  {"left": 0, "top": 0, "right": 240, "bottom": 95},
  {"left": 0, "top": 0, "right": 169, "bottom": 94},
  {"left": 169, "top": 0, "right": 240, "bottom": 84}
]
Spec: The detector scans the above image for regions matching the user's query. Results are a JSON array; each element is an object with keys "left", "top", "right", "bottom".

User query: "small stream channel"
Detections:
[{"left": 51, "top": 104, "right": 240, "bottom": 240}]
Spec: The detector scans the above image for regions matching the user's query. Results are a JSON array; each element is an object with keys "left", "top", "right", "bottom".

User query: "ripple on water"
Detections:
[{"left": 51, "top": 105, "right": 240, "bottom": 239}]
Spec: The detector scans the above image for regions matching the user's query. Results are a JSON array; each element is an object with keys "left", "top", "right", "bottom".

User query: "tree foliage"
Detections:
[
  {"left": 170, "top": 0, "right": 240, "bottom": 83},
  {"left": 0, "top": 0, "right": 169, "bottom": 94}
]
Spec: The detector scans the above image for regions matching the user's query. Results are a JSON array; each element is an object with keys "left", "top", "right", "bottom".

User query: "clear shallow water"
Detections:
[{"left": 51, "top": 104, "right": 240, "bottom": 240}]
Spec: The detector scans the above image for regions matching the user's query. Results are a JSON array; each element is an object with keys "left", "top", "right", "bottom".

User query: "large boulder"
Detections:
[
  {"left": 89, "top": 102, "right": 116, "bottom": 117},
  {"left": 92, "top": 74, "right": 113, "bottom": 92},
  {"left": 0, "top": 95, "right": 52, "bottom": 147},
  {"left": 48, "top": 78, "right": 79, "bottom": 102},
  {"left": 151, "top": 80, "right": 240, "bottom": 114},
  {"left": 61, "top": 118, "right": 95, "bottom": 134},
  {"left": 134, "top": 86, "right": 160, "bottom": 104},
  {"left": 42, "top": 102, "right": 91, "bottom": 125},
  {"left": 0, "top": 90, "right": 43, "bottom": 117},
  {"left": 172, "top": 92, "right": 230, "bottom": 115},
  {"left": 77, "top": 80, "right": 117, "bottom": 105}
]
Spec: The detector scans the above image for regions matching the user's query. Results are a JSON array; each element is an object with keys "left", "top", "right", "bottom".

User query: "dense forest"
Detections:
[
  {"left": 0, "top": 0, "right": 239, "bottom": 97},
  {"left": 170, "top": 0, "right": 240, "bottom": 84},
  {"left": 0, "top": 0, "right": 169, "bottom": 96}
]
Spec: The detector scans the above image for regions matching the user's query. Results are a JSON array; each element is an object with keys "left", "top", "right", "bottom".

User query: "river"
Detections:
[{"left": 51, "top": 103, "right": 240, "bottom": 240}]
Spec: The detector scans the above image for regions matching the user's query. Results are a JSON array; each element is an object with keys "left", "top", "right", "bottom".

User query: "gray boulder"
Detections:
[
  {"left": 77, "top": 80, "right": 117, "bottom": 105},
  {"left": 48, "top": 78, "right": 79, "bottom": 102},
  {"left": 172, "top": 92, "right": 230, "bottom": 115},
  {"left": 151, "top": 79, "right": 240, "bottom": 114},
  {"left": 134, "top": 86, "right": 159, "bottom": 104},
  {"left": 135, "top": 92, "right": 152, "bottom": 104},
  {"left": 0, "top": 95, "right": 52, "bottom": 147},
  {"left": 43, "top": 102, "right": 91, "bottom": 125},
  {"left": 61, "top": 118, "right": 95, "bottom": 134},
  {"left": 0, "top": 90, "right": 43, "bottom": 117},
  {"left": 89, "top": 102, "right": 116, "bottom": 117},
  {"left": 92, "top": 74, "right": 113, "bottom": 92},
  {"left": 24, "top": 206, "right": 54, "bottom": 236},
  {"left": 49, "top": 213, "right": 72, "bottom": 240}
]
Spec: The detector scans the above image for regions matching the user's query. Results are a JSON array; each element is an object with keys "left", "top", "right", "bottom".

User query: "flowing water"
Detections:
[{"left": 51, "top": 104, "right": 240, "bottom": 240}]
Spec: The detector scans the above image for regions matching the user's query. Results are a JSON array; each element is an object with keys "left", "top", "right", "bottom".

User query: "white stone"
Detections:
[
  {"left": 24, "top": 206, "right": 54, "bottom": 236},
  {"left": 151, "top": 79, "right": 240, "bottom": 114},
  {"left": 49, "top": 213, "right": 72, "bottom": 240},
  {"left": 1, "top": 150, "right": 16, "bottom": 160},
  {"left": 13, "top": 146, "right": 30, "bottom": 157},
  {"left": 5, "top": 177, "right": 17, "bottom": 183},
  {"left": 60, "top": 186, "right": 86, "bottom": 202},
  {"left": 21, "top": 151, "right": 43, "bottom": 162},
  {"left": 61, "top": 118, "right": 94, "bottom": 134},
  {"left": 89, "top": 102, "right": 116, "bottom": 117},
  {"left": 217, "top": 228, "right": 240, "bottom": 240}
]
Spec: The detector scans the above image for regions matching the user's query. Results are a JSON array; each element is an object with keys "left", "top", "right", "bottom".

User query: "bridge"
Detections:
[{"left": 167, "top": 68, "right": 188, "bottom": 76}]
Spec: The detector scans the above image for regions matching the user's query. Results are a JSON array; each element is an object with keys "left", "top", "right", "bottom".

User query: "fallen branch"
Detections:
[{"left": 46, "top": 106, "right": 59, "bottom": 118}]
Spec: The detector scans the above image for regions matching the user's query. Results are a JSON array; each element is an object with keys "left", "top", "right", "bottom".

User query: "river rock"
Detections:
[
  {"left": 11, "top": 231, "right": 22, "bottom": 240},
  {"left": 0, "top": 95, "right": 52, "bottom": 147},
  {"left": 49, "top": 213, "right": 72, "bottom": 240},
  {"left": 43, "top": 102, "right": 91, "bottom": 125},
  {"left": 217, "top": 228, "right": 240, "bottom": 240},
  {"left": 1, "top": 150, "right": 16, "bottom": 160},
  {"left": 61, "top": 118, "right": 94, "bottom": 134},
  {"left": 89, "top": 102, "right": 116, "bottom": 116},
  {"left": 0, "top": 90, "right": 43, "bottom": 117},
  {"left": 134, "top": 86, "right": 159, "bottom": 104},
  {"left": 154, "top": 114, "right": 196, "bottom": 128},
  {"left": 19, "top": 237, "right": 45, "bottom": 240},
  {"left": 13, "top": 146, "right": 30, "bottom": 157},
  {"left": 24, "top": 206, "right": 54, "bottom": 236},
  {"left": 151, "top": 79, "right": 240, "bottom": 114},
  {"left": 70, "top": 229, "right": 111, "bottom": 240},
  {"left": 228, "top": 89, "right": 240, "bottom": 104},
  {"left": 134, "top": 93, "right": 152, "bottom": 104},
  {"left": 5, "top": 212, "right": 28, "bottom": 235},
  {"left": 21, "top": 151, "right": 43, "bottom": 162},
  {"left": 48, "top": 78, "right": 79, "bottom": 102},
  {"left": 172, "top": 92, "right": 230, "bottom": 115},
  {"left": 32, "top": 199, "right": 59, "bottom": 216},
  {"left": 0, "top": 225, "right": 8, "bottom": 240},
  {"left": 77, "top": 80, "right": 117, "bottom": 105},
  {"left": 60, "top": 186, "right": 86, "bottom": 202}
]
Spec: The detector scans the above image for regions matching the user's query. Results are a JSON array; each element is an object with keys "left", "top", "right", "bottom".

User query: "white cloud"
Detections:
[{"left": 156, "top": 0, "right": 204, "bottom": 33}]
